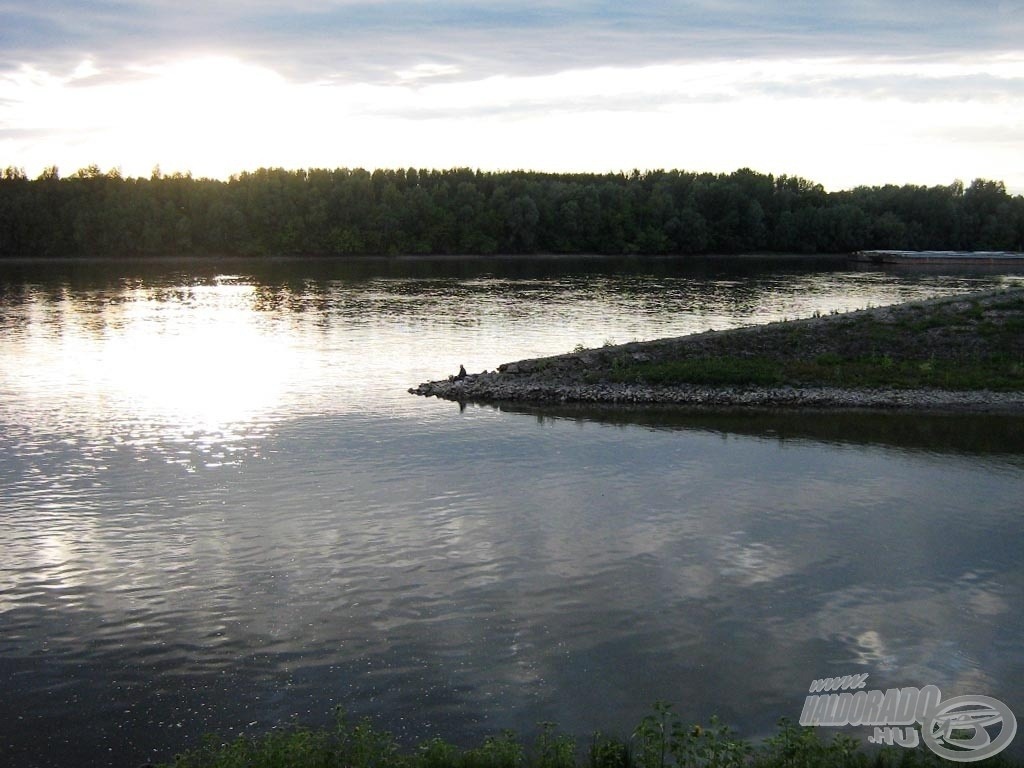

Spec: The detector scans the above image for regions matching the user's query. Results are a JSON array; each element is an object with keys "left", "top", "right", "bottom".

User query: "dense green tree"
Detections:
[{"left": 0, "top": 165, "right": 1021, "bottom": 257}]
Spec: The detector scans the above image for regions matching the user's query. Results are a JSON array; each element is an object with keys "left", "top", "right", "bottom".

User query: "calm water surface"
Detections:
[{"left": 1, "top": 257, "right": 1023, "bottom": 767}]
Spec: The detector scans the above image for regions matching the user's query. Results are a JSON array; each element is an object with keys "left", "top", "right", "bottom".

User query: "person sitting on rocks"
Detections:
[{"left": 456, "top": 364, "right": 468, "bottom": 380}]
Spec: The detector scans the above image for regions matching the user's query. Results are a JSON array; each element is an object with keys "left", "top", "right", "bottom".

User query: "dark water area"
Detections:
[{"left": 1, "top": 256, "right": 1022, "bottom": 767}]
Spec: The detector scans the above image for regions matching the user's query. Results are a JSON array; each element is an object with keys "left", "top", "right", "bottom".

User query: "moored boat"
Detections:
[{"left": 850, "top": 250, "right": 1024, "bottom": 265}]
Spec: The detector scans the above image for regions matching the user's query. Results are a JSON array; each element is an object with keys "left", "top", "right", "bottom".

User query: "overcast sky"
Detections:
[{"left": 2, "top": 1, "right": 1023, "bottom": 191}]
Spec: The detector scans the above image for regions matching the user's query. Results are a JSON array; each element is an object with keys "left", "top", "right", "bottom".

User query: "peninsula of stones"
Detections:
[{"left": 410, "top": 287, "right": 1024, "bottom": 412}]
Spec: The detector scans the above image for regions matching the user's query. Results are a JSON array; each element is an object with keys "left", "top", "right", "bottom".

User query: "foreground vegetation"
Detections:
[
  {"left": 157, "top": 704, "right": 1019, "bottom": 768},
  {"left": 1, "top": 165, "right": 1023, "bottom": 257}
]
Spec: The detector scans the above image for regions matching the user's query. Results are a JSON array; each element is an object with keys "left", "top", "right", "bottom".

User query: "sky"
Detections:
[{"left": 1, "top": 0, "right": 1023, "bottom": 192}]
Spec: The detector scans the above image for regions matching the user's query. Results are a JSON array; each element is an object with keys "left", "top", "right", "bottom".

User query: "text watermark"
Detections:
[{"left": 800, "top": 675, "right": 1016, "bottom": 762}]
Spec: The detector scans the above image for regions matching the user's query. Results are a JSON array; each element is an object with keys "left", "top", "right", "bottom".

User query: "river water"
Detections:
[{"left": 1, "top": 256, "right": 1022, "bottom": 767}]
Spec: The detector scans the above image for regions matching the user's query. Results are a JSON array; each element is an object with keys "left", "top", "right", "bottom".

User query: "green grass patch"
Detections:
[
  {"left": 987, "top": 296, "right": 1024, "bottom": 311},
  {"left": 607, "top": 354, "right": 1024, "bottom": 391},
  {"left": 156, "top": 704, "right": 1023, "bottom": 768},
  {"left": 567, "top": 290, "right": 1024, "bottom": 393},
  {"left": 905, "top": 316, "right": 948, "bottom": 333},
  {"left": 604, "top": 357, "right": 788, "bottom": 387}
]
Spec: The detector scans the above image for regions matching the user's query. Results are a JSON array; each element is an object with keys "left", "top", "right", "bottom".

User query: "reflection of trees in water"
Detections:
[{"left": 490, "top": 403, "right": 1024, "bottom": 462}]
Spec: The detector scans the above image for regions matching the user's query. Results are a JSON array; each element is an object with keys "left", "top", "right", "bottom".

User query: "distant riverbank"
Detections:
[
  {"left": 411, "top": 287, "right": 1024, "bottom": 411},
  {"left": 3, "top": 167, "right": 1022, "bottom": 259}
]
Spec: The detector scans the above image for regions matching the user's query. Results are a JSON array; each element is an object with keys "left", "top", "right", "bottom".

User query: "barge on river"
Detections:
[{"left": 851, "top": 250, "right": 1024, "bottom": 265}]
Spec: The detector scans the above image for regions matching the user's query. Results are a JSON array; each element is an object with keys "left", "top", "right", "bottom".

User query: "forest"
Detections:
[{"left": 1, "top": 164, "right": 1022, "bottom": 257}]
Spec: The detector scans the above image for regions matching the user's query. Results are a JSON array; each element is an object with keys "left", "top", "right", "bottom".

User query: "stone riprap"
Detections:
[{"left": 410, "top": 287, "right": 1024, "bottom": 412}]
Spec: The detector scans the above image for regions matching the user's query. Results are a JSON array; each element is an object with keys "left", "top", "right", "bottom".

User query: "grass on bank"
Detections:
[
  {"left": 158, "top": 704, "right": 1020, "bottom": 768},
  {"left": 604, "top": 353, "right": 1024, "bottom": 391},
  {"left": 595, "top": 292, "right": 1024, "bottom": 391}
]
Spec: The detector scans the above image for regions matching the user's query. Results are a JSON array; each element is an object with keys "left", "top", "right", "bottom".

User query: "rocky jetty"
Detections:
[{"left": 410, "top": 287, "right": 1024, "bottom": 412}]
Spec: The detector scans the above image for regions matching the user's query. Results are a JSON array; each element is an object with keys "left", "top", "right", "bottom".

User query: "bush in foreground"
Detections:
[{"left": 157, "top": 702, "right": 1020, "bottom": 768}]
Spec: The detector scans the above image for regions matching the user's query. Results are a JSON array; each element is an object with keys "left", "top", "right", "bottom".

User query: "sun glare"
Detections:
[
  {"left": 121, "top": 57, "right": 295, "bottom": 175},
  {"left": 1, "top": 52, "right": 1022, "bottom": 190},
  {"left": 103, "top": 285, "right": 299, "bottom": 432},
  {"left": 2, "top": 281, "right": 314, "bottom": 446}
]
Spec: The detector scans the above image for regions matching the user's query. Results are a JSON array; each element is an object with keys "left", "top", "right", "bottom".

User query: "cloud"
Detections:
[
  {"left": 2, "top": 50, "right": 1023, "bottom": 193},
  {"left": 333, "top": 55, "right": 1024, "bottom": 125},
  {"left": 2, "top": 1, "right": 1023, "bottom": 84},
  {"left": 2, "top": 2, "right": 1023, "bottom": 191}
]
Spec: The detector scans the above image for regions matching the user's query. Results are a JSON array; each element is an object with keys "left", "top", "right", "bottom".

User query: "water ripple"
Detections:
[{"left": 2, "top": 260, "right": 1023, "bottom": 767}]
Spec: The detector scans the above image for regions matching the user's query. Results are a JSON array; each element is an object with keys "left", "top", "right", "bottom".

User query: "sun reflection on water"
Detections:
[{"left": 1, "top": 279, "right": 323, "bottom": 458}]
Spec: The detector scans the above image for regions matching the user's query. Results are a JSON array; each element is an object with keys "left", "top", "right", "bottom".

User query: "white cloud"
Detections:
[
  {"left": 1, "top": 50, "right": 1023, "bottom": 192},
  {"left": 4, "top": 1, "right": 1024, "bottom": 85}
]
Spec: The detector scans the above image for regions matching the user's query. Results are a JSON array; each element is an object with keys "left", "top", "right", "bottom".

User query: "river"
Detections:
[{"left": 1, "top": 256, "right": 1022, "bottom": 767}]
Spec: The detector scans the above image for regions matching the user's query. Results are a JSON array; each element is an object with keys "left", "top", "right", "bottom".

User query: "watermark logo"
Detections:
[
  {"left": 800, "top": 675, "right": 1016, "bottom": 762},
  {"left": 922, "top": 695, "right": 1018, "bottom": 763}
]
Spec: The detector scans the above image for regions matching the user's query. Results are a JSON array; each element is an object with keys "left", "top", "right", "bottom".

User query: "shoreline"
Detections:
[
  {"left": 852, "top": 249, "right": 1024, "bottom": 266},
  {"left": 0, "top": 251, "right": 851, "bottom": 264},
  {"left": 411, "top": 378, "right": 1024, "bottom": 413},
  {"left": 411, "top": 287, "right": 1024, "bottom": 412}
]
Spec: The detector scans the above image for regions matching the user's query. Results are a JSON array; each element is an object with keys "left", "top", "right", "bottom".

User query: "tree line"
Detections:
[{"left": 1, "top": 164, "right": 1022, "bottom": 257}]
